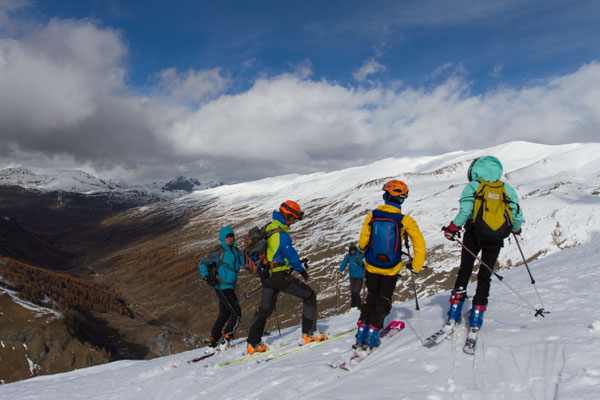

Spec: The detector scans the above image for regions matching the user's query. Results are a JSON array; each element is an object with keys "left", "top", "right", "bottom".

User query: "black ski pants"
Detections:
[
  {"left": 453, "top": 229, "right": 503, "bottom": 307},
  {"left": 358, "top": 271, "right": 398, "bottom": 330},
  {"left": 349, "top": 278, "right": 363, "bottom": 308},
  {"left": 211, "top": 288, "right": 241, "bottom": 340},
  {"left": 247, "top": 271, "right": 317, "bottom": 346}
]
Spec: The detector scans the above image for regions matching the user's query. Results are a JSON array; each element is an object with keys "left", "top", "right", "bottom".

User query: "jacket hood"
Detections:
[
  {"left": 219, "top": 226, "right": 235, "bottom": 247},
  {"left": 272, "top": 211, "right": 289, "bottom": 227},
  {"left": 469, "top": 156, "right": 503, "bottom": 182}
]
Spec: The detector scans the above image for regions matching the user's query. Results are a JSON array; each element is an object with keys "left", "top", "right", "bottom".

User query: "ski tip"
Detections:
[{"left": 389, "top": 320, "right": 405, "bottom": 329}]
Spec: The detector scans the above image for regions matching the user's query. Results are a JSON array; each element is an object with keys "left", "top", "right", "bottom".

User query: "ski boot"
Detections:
[
  {"left": 352, "top": 321, "right": 368, "bottom": 350},
  {"left": 464, "top": 305, "right": 486, "bottom": 355},
  {"left": 447, "top": 288, "right": 466, "bottom": 325},
  {"left": 364, "top": 325, "right": 381, "bottom": 349},
  {"left": 302, "top": 330, "right": 327, "bottom": 344},
  {"left": 469, "top": 305, "right": 486, "bottom": 329},
  {"left": 208, "top": 335, "right": 219, "bottom": 349},
  {"left": 246, "top": 341, "right": 268, "bottom": 355},
  {"left": 218, "top": 333, "right": 232, "bottom": 350}
]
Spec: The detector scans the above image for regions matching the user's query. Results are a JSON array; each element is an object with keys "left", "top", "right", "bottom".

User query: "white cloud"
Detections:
[
  {"left": 353, "top": 58, "right": 386, "bottom": 82},
  {"left": 0, "top": 11, "right": 599, "bottom": 183},
  {"left": 155, "top": 67, "right": 231, "bottom": 105},
  {"left": 490, "top": 64, "right": 503, "bottom": 79}
]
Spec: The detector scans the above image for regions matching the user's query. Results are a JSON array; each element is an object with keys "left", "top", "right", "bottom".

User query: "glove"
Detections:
[
  {"left": 405, "top": 262, "right": 418, "bottom": 277},
  {"left": 443, "top": 221, "right": 461, "bottom": 241},
  {"left": 205, "top": 273, "right": 219, "bottom": 286},
  {"left": 512, "top": 228, "right": 522, "bottom": 235},
  {"left": 301, "top": 270, "right": 310, "bottom": 282}
]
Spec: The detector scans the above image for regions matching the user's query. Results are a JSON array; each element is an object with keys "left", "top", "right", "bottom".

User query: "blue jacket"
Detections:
[
  {"left": 199, "top": 226, "right": 244, "bottom": 290},
  {"left": 266, "top": 212, "right": 304, "bottom": 274},
  {"left": 453, "top": 156, "right": 523, "bottom": 232},
  {"left": 339, "top": 252, "right": 364, "bottom": 279}
]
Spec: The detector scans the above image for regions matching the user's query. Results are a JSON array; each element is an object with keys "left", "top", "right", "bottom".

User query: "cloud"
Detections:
[
  {"left": 154, "top": 67, "right": 231, "bottom": 105},
  {"left": 0, "top": 11, "right": 599, "bottom": 184},
  {"left": 353, "top": 58, "right": 386, "bottom": 82},
  {"left": 490, "top": 64, "right": 503, "bottom": 79}
]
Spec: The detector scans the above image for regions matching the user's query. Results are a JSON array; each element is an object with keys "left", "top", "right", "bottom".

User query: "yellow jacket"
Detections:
[{"left": 358, "top": 204, "right": 426, "bottom": 276}]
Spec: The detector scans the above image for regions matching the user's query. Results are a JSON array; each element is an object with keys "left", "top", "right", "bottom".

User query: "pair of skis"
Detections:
[
  {"left": 329, "top": 320, "right": 405, "bottom": 371},
  {"left": 423, "top": 321, "right": 479, "bottom": 355}
]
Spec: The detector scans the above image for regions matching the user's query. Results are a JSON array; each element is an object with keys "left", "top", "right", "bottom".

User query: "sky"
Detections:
[{"left": 0, "top": 0, "right": 599, "bottom": 184}]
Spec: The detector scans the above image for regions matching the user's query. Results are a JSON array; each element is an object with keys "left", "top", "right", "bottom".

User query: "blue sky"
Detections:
[
  {"left": 29, "top": 0, "right": 599, "bottom": 92},
  {"left": 0, "top": 0, "right": 599, "bottom": 183}
]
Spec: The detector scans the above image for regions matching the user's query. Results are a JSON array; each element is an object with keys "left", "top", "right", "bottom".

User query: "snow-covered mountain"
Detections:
[
  {"left": 134, "top": 141, "right": 600, "bottom": 301},
  {"left": 2, "top": 232, "right": 599, "bottom": 399},
  {"left": 0, "top": 167, "right": 222, "bottom": 199}
]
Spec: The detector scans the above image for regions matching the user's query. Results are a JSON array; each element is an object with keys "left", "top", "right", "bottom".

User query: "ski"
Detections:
[
  {"left": 172, "top": 340, "right": 237, "bottom": 367},
  {"left": 329, "top": 320, "right": 405, "bottom": 371},
  {"left": 217, "top": 341, "right": 294, "bottom": 367},
  {"left": 258, "top": 329, "right": 354, "bottom": 364},
  {"left": 187, "top": 351, "right": 217, "bottom": 363},
  {"left": 423, "top": 322, "right": 456, "bottom": 348},
  {"left": 463, "top": 327, "right": 479, "bottom": 355}
]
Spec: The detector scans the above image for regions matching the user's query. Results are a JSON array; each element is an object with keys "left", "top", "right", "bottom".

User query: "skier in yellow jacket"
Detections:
[{"left": 355, "top": 179, "right": 426, "bottom": 349}]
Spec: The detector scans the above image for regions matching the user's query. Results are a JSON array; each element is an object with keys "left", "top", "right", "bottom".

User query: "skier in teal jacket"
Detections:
[
  {"left": 339, "top": 243, "right": 365, "bottom": 308},
  {"left": 199, "top": 226, "right": 244, "bottom": 349},
  {"left": 443, "top": 156, "right": 523, "bottom": 330}
]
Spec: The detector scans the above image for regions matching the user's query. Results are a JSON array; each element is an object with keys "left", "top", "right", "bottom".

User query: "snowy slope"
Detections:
[{"left": 2, "top": 233, "right": 599, "bottom": 399}]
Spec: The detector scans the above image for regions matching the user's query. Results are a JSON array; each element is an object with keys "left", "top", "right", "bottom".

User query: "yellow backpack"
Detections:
[{"left": 472, "top": 180, "right": 513, "bottom": 240}]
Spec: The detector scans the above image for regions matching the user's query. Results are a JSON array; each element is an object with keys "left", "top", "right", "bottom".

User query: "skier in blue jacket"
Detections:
[
  {"left": 339, "top": 243, "right": 365, "bottom": 309},
  {"left": 443, "top": 156, "right": 523, "bottom": 330},
  {"left": 199, "top": 226, "right": 244, "bottom": 349},
  {"left": 246, "top": 201, "right": 326, "bottom": 355}
]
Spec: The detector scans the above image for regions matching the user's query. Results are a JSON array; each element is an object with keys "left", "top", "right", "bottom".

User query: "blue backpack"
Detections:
[{"left": 364, "top": 209, "right": 404, "bottom": 269}]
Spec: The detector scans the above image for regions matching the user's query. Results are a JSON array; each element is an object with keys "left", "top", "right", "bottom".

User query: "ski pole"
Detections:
[
  {"left": 214, "top": 285, "right": 251, "bottom": 335},
  {"left": 450, "top": 237, "right": 546, "bottom": 318},
  {"left": 512, "top": 233, "right": 548, "bottom": 312},
  {"left": 402, "top": 234, "right": 425, "bottom": 343},
  {"left": 274, "top": 304, "right": 282, "bottom": 336},
  {"left": 335, "top": 270, "right": 340, "bottom": 310},
  {"left": 243, "top": 286, "right": 261, "bottom": 299}
]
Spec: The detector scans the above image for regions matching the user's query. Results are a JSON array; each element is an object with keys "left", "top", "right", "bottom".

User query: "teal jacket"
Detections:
[
  {"left": 453, "top": 156, "right": 523, "bottom": 232},
  {"left": 340, "top": 252, "right": 365, "bottom": 279},
  {"left": 199, "top": 226, "right": 244, "bottom": 290}
]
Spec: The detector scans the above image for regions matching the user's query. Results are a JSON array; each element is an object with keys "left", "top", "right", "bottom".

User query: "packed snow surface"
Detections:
[{"left": 2, "top": 234, "right": 600, "bottom": 399}]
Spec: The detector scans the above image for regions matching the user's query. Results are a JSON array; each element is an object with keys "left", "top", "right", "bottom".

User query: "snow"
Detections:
[
  {"left": 0, "top": 287, "right": 63, "bottom": 319},
  {"left": 1, "top": 236, "right": 600, "bottom": 399}
]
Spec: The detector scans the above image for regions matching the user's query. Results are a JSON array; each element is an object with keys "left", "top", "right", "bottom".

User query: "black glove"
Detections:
[
  {"left": 405, "top": 262, "right": 418, "bottom": 276},
  {"left": 301, "top": 270, "right": 310, "bottom": 282},
  {"left": 205, "top": 273, "right": 219, "bottom": 286}
]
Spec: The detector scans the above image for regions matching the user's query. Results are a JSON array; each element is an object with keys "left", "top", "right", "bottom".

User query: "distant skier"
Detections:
[
  {"left": 199, "top": 226, "right": 244, "bottom": 350},
  {"left": 338, "top": 243, "right": 365, "bottom": 309},
  {"left": 442, "top": 156, "right": 523, "bottom": 342},
  {"left": 355, "top": 180, "right": 426, "bottom": 349},
  {"left": 246, "top": 201, "right": 326, "bottom": 354}
]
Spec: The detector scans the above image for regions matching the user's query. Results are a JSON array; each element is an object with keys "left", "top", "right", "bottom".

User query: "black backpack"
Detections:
[{"left": 243, "top": 225, "right": 283, "bottom": 276}]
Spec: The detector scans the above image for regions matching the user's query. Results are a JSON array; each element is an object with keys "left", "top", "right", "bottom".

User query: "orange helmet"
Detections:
[
  {"left": 279, "top": 200, "right": 304, "bottom": 221},
  {"left": 382, "top": 179, "right": 408, "bottom": 198}
]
